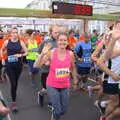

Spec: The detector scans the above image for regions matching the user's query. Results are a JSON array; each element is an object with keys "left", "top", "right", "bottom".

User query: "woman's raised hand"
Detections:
[{"left": 41, "top": 43, "right": 52, "bottom": 55}]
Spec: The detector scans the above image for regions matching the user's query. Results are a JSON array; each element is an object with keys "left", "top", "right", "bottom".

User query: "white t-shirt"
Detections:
[{"left": 108, "top": 41, "right": 120, "bottom": 83}]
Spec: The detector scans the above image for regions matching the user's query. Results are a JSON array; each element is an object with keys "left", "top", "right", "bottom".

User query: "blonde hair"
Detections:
[{"left": 49, "top": 24, "right": 60, "bottom": 34}]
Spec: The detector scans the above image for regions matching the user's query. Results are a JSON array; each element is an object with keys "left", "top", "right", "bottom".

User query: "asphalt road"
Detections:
[{"left": 0, "top": 66, "right": 115, "bottom": 120}]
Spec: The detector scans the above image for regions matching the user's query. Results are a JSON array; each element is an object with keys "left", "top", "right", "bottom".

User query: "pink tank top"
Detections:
[{"left": 46, "top": 48, "right": 71, "bottom": 88}]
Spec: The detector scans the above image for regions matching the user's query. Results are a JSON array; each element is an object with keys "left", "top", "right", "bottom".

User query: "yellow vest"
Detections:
[{"left": 26, "top": 41, "right": 38, "bottom": 60}]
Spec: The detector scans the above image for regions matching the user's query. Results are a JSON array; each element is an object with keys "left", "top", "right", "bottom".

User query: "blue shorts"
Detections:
[
  {"left": 103, "top": 81, "right": 120, "bottom": 94},
  {"left": 77, "top": 67, "right": 90, "bottom": 75},
  {"left": 27, "top": 60, "right": 39, "bottom": 74}
]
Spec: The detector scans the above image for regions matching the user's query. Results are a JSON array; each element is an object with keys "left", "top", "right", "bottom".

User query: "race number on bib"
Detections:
[
  {"left": 8, "top": 55, "right": 18, "bottom": 63},
  {"left": 56, "top": 68, "right": 70, "bottom": 78},
  {"left": 83, "top": 57, "right": 91, "bottom": 62},
  {"left": 31, "top": 48, "right": 39, "bottom": 52}
]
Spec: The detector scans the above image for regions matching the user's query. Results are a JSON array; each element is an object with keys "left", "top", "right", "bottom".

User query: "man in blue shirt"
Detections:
[{"left": 74, "top": 33, "right": 92, "bottom": 91}]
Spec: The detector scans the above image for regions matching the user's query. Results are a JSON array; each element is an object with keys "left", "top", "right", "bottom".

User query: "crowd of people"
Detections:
[{"left": 0, "top": 22, "right": 120, "bottom": 120}]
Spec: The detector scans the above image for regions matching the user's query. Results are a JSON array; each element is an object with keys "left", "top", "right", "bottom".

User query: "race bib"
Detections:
[
  {"left": 8, "top": 56, "right": 18, "bottom": 63},
  {"left": 56, "top": 68, "right": 70, "bottom": 78},
  {"left": 32, "top": 48, "right": 39, "bottom": 52},
  {"left": 83, "top": 57, "right": 91, "bottom": 62}
]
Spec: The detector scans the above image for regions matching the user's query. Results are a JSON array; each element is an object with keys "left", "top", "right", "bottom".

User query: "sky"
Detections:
[{"left": 0, "top": 0, "right": 33, "bottom": 8}]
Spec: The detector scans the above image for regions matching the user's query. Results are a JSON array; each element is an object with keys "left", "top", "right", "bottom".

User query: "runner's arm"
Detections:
[
  {"left": 70, "top": 51, "right": 78, "bottom": 85},
  {"left": 34, "top": 51, "right": 51, "bottom": 68},
  {"left": 91, "top": 40, "right": 104, "bottom": 62},
  {"left": 20, "top": 41, "right": 28, "bottom": 56}
]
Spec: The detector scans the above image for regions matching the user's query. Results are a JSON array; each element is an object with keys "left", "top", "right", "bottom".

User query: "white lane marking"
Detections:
[{"left": 0, "top": 90, "right": 11, "bottom": 120}]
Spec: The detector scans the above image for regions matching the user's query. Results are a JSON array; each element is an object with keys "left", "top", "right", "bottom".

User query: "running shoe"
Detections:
[
  {"left": 100, "top": 116, "right": 107, "bottom": 120},
  {"left": 37, "top": 91, "right": 44, "bottom": 107},
  {"left": 11, "top": 102, "right": 18, "bottom": 113},
  {"left": 47, "top": 103, "right": 53, "bottom": 112},
  {"left": 40, "top": 88, "right": 47, "bottom": 94},
  {"left": 47, "top": 104, "right": 55, "bottom": 120},
  {"left": 94, "top": 100, "right": 105, "bottom": 114},
  {"left": 87, "top": 86, "right": 93, "bottom": 97}
]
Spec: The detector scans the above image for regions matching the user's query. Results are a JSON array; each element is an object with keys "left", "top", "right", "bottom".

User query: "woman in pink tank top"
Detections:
[{"left": 34, "top": 32, "right": 78, "bottom": 120}]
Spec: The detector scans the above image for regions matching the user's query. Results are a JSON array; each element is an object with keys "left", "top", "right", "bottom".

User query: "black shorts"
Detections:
[
  {"left": 103, "top": 81, "right": 120, "bottom": 94},
  {"left": 96, "top": 69, "right": 103, "bottom": 76},
  {"left": 22, "top": 56, "right": 28, "bottom": 64},
  {"left": 77, "top": 67, "right": 90, "bottom": 75}
]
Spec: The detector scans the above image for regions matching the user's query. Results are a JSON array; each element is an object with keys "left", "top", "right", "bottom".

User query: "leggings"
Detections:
[{"left": 6, "top": 62, "right": 22, "bottom": 102}]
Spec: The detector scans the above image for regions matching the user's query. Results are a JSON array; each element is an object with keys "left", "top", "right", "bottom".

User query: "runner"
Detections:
[
  {"left": 74, "top": 32, "right": 92, "bottom": 91},
  {"left": 97, "top": 21, "right": 120, "bottom": 120},
  {"left": 0, "top": 27, "right": 28, "bottom": 112},
  {"left": 38, "top": 25, "right": 60, "bottom": 106},
  {"left": 34, "top": 32, "right": 78, "bottom": 120},
  {"left": 68, "top": 29, "right": 77, "bottom": 50},
  {"left": 90, "top": 31, "right": 112, "bottom": 114},
  {"left": 26, "top": 29, "right": 39, "bottom": 87},
  {"left": 91, "top": 29, "right": 98, "bottom": 52}
]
